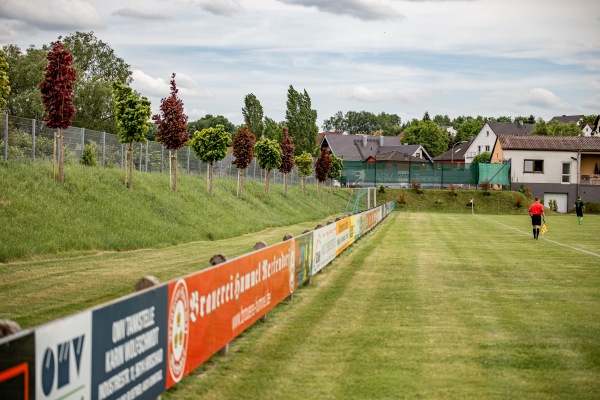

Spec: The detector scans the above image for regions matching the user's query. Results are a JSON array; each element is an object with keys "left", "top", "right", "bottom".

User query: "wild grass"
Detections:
[
  {"left": 0, "top": 162, "right": 348, "bottom": 263},
  {"left": 164, "top": 212, "right": 600, "bottom": 400}
]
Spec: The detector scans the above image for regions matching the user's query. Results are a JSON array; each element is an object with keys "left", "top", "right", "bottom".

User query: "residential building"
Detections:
[
  {"left": 491, "top": 135, "right": 600, "bottom": 211},
  {"left": 464, "top": 121, "right": 534, "bottom": 163}
]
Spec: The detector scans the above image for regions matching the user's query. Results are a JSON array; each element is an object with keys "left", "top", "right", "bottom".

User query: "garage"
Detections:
[{"left": 544, "top": 192, "right": 569, "bottom": 213}]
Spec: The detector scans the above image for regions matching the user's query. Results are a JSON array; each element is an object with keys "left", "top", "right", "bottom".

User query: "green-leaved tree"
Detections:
[
  {"left": 401, "top": 119, "right": 449, "bottom": 157},
  {"left": 189, "top": 124, "right": 232, "bottom": 194},
  {"left": 242, "top": 93, "right": 264, "bottom": 139},
  {"left": 328, "top": 154, "right": 343, "bottom": 195},
  {"left": 0, "top": 49, "right": 10, "bottom": 110},
  {"left": 254, "top": 137, "right": 282, "bottom": 195},
  {"left": 112, "top": 82, "right": 152, "bottom": 189},
  {"left": 286, "top": 85, "right": 318, "bottom": 155},
  {"left": 294, "top": 151, "right": 313, "bottom": 196}
]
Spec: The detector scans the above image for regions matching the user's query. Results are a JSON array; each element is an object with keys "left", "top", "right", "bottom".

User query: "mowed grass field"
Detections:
[{"left": 162, "top": 212, "right": 600, "bottom": 400}]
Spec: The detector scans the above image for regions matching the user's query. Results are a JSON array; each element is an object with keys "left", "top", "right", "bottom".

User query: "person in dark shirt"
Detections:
[
  {"left": 574, "top": 196, "right": 585, "bottom": 225},
  {"left": 528, "top": 197, "right": 545, "bottom": 240}
]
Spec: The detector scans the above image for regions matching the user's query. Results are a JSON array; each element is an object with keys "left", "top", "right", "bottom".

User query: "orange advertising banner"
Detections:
[{"left": 165, "top": 239, "right": 296, "bottom": 388}]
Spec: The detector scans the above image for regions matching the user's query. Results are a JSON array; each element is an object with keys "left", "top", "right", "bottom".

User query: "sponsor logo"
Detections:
[{"left": 168, "top": 280, "right": 189, "bottom": 383}]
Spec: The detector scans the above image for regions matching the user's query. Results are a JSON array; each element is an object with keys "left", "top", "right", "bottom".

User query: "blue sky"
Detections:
[{"left": 1, "top": 0, "right": 599, "bottom": 128}]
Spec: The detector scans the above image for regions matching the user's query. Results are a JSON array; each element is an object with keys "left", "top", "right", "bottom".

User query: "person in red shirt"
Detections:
[{"left": 528, "top": 197, "right": 545, "bottom": 240}]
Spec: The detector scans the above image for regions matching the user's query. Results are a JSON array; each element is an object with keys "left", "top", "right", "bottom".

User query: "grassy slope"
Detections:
[{"left": 0, "top": 162, "right": 349, "bottom": 263}]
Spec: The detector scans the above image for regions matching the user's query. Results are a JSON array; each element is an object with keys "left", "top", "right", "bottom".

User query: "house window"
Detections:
[
  {"left": 486, "top": 131, "right": 489, "bottom": 137},
  {"left": 485, "top": 145, "right": 490, "bottom": 152},
  {"left": 562, "top": 163, "right": 570, "bottom": 183},
  {"left": 477, "top": 145, "right": 481, "bottom": 153},
  {"left": 524, "top": 159, "right": 544, "bottom": 173}
]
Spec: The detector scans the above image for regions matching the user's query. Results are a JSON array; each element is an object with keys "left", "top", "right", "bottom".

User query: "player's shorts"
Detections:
[
  {"left": 576, "top": 209, "right": 583, "bottom": 217},
  {"left": 531, "top": 214, "right": 542, "bottom": 226}
]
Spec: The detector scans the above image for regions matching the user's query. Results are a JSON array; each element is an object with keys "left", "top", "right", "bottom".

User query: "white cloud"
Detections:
[
  {"left": 0, "top": 0, "right": 103, "bottom": 31},
  {"left": 131, "top": 70, "right": 170, "bottom": 97},
  {"left": 346, "top": 86, "right": 426, "bottom": 104},
  {"left": 112, "top": 8, "right": 170, "bottom": 20},
  {"left": 277, "top": 0, "right": 404, "bottom": 21},
  {"left": 197, "top": 0, "right": 242, "bottom": 16}
]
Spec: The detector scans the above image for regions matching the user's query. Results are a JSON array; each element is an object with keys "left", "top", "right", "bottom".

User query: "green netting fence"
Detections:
[{"left": 340, "top": 160, "right": 510, "bottom": 188}]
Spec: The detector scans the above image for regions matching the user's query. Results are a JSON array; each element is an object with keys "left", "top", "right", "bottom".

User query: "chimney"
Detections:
[
  {"left": 362, "top": 135, "right": 367, "bottom": 147},
  {"left": 379, "top": 135, "right": 384, "bottom": 146}
]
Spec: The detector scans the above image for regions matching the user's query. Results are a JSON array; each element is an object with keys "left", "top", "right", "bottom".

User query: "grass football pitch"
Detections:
[
  {"left": 164, "top": 211, "right": 600, "bottom": 400},
  {"left": 2, "top": 211, "right": 599, "bottom": 399}
]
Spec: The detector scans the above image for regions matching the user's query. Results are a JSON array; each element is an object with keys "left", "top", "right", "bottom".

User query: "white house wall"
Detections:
[
  {"left": 464, "top": 123, "right": 495, "bottom": 163},
  {"left": 507, "top": 150, "right": 578, "bottom": 184}
]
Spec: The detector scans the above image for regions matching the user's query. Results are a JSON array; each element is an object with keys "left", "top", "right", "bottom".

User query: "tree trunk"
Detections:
[
  {"left": 237, "top": 168, "right": 245, "bottom": 198},
  {"left": 173, "top": 150, "right": 178, "bottom": 192},
  {"left": 209, "top": 162, "right": 214, "bottom": 194},
  {"left": 284, "top": 173, "right": 288, "bottom": 196},
  {"left": 317, "top": 181, "right": 321, "bottom": 197},
  {"left": 58, "top": 129, "right": 64, "bottom": 183},
  {"left": 129, "top": 142, "right": 134, "bottom": 190},
  {"left": 302, "top": 176, "right": 306, "bottom": 196},
  {"left": 52, "top": 132, "right": 57, "bottom": 181},
  {"left": 265, "top": 170, "right": 270, "bottom": 195},
  {"left": 123, "top": 145, "right": 127, "bottom": 187}
]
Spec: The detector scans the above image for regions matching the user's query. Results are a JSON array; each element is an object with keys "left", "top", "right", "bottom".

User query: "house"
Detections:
[
  {"left": 320, "top": 133, "right": 432, "bottom": 186},
  {"left": 464, "top": 121, "right": 534, "bottom": 163},
  {"left": 491, "top": 135, "right": 600, "bottom": 211},
  {"left": 432, "top": 139, "right": 473, "bottom": 163},
  {"left": 550, "top": 114, "right": 584, "bottom": 124}
]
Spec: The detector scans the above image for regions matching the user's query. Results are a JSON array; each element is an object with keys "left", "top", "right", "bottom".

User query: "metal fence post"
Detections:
[
  {"left": 145, "top": 142, "right": 149, "bottom": 172},
  {"left": 31, "top": 118, "right": 36, "bottom": 162},
  {"left": 187, "top": 147, "right": 190, "bottom": 174},
  {"left": 81, "top": 128, "right": 85, "bottom": 159},
  {"left": 102, "top": 132, "right": 106, "bottom": 168},
  {"left": 160, "top": 145, "right": 164, "bottom": 173},
  {"left": 139, "top": 143, "right": 142, "bottom": 171},
  {"left": 3, "top": 113, "right": 8, "bottom": 161}
]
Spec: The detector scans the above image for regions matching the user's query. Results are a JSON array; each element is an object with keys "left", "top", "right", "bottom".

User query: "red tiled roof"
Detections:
[{"left": 498, "top": 135, "right": 600, "bottom": 151}]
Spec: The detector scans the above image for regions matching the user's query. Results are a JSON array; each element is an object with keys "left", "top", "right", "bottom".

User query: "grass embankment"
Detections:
[
  {"left": 0, "top": 162, "right": 349, "bottom": 263},
  {"left": 165, "top": 212, "right": 600, "bottom": 400}
]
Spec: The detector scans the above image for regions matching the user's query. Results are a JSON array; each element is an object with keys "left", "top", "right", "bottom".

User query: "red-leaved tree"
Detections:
[
  {"left": 40, "top": 37, "right": 76, "bottom": 183},
  {"left": 315, "top": 147, "right": 332, "bottom": 197},
  {"left": 278, "top": 127, "right": 295, "bottom": 196},
  {"left": 232, "top": 125, "right": 256, "bottom": 198},
  {"left": 152, "top": 73, "right": 189, "bottom": 191}
]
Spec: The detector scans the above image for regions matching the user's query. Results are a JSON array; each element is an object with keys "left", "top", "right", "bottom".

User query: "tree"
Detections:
[
  {"left": 278, "top": 127, "right": 295, "bottom": 196},
  {"left": 286, "top": 85, "right": 318, "bottom": 155},
  {"left": 40, "top": 37, "right": 77, "bottom": 183},
  {"left": 62, "top": 32, "right": 132, "bottom": 132},
  {"left": 294, "top": 151, "right": 313, "bottom": 196},
  {"left": 315, "top": 148, "right": 332, "bottom": 197},
  {"left": 263, "top": 117, "right": 284, "bottom": 142},
  {"left": 401, "top": 119, "right": 449, "bottom": 157},
  {"left": 152, "top": 73, "right": 189, "bottom": 192},
  {"left": 112, "top": 82, "right": 152, "bottom": 189},
  {"left": 472, "top": 152, "right": 491, "bottom": 164},
  {"left": 0, "top": 49, "right": 10, "bottom": 110},
  {"left": 328, "top": 154, "right": 343, "bottom": 195},
  {"left": 454, "top": 118, "right": 484, "bottom": 147},
  {"left": 3, "top": 44, "right": 47, "bottom": 120},
  {"left": 322, "top": 110, "right": 346, "bottom": 132},
  {"left": 254, "top": 137, "right": 282, "bottom": 195},
  {"left": 532, "top": 119, "right": 582, "bottom": 136},
  {"left": 188, "top": 114, "right": 235, "bottom": 138},
  {"left": 232, "top": 125, "right": 256, "bottom": 198},
  {"left": 242, "top": 93, "right": 264, "bottom": 138},
  {"left": 433, "top": 114, "right": 451, "bottom": 126},
  {"left": 189, "top": 124, "right": 232, "bottom": 194}
]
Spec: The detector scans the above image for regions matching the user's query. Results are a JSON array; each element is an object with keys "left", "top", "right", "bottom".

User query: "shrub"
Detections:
[
  {"left": 411, "top": 181, "right": 423, "bottom": 194},
  {"left": 515, "top": 195, "right": 523, "bottom": 208},
  {"left": 449, "top": 183, "right": 457, "bottom": 197},
  {"left": 435, "top": 198, "right": 443, "bottom": 205},
  {"left": 525, "top": 186, "right": 532, "bottom": 197},
  {"left": 81, "top": 143, "right": 98, "bottom": 167},
  {"left": 398, "top": 191, "right": 406, "bottom": 204}
]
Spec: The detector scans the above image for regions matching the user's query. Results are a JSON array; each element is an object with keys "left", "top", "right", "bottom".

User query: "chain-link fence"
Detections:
[{"left": 1, "top": 113, "right": 316, "bottom": 185}]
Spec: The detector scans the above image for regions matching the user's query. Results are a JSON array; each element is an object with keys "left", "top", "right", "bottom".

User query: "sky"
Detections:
[{"left": 1, "top": 0, "right": 599, "bottom": 128}]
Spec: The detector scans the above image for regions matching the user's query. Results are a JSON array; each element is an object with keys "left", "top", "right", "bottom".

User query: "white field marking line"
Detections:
[{"left": 478, "top": 215, "right": 600, "bottom": 259}]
